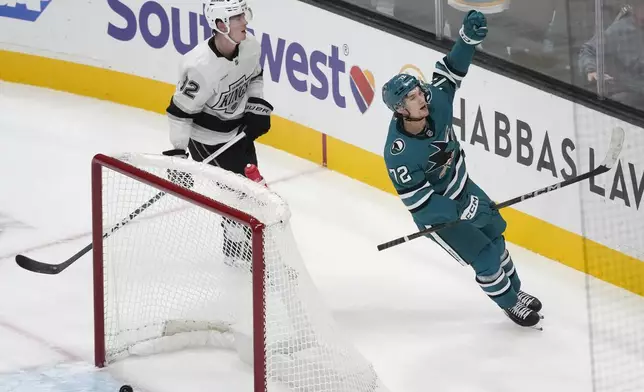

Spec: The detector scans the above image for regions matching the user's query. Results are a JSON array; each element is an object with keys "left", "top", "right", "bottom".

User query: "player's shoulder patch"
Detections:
[{"left": 390, "top": 138, "right": 406, "bottom": 155}]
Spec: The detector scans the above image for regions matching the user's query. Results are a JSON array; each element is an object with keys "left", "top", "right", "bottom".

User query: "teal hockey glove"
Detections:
[
  {"left": 459, "top": 10, "right": 488, "bottom": 45},
  {"left": 459, "top": 194, "right": 494, "bottom": 228}
]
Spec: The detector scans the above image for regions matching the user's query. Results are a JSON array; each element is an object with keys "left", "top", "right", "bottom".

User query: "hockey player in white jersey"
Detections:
[{"left": 163, "top": 0, "right": 273, "bottom": 267}]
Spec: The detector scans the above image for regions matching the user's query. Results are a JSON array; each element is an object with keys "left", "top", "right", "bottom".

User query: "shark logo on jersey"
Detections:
[
  {"left": 391, "top": 139, "right": 405, "bottom": 155},
  {"left": 425, "top": 141, "right": 454, "bottom": 178},
  {"left": 209, "top": 74, "right": 251, "bottom": 115}
]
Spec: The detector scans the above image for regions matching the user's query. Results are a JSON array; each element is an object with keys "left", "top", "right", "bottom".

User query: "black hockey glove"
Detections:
[
  {"left": 162, "top": 149, "right": 194, "bottom": 189},
  {"left": 242, "top": 97, "right": 274, "bottom": 141}
]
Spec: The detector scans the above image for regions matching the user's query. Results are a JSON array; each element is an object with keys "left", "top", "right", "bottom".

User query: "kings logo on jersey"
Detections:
[
  {"left": 209, "top": 75, "right": 252, "bottom": 115},
  {"left": 0, "top": 0, "right": 52, "bottom": 21}
]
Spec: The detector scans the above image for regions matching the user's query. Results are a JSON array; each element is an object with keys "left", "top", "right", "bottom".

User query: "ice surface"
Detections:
[{"left": 0, "top": 81, "right": 641, "bottom": 392}]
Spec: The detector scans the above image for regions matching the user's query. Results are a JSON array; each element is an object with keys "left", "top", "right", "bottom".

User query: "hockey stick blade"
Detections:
[
  {"left": 13, "top": 190, "right": 164, "bottom": 275},
  {"left": 598, "top": 126, "right": 625, "bottom": 169},
  {"left": 377, "top": 127, "right": 625, "bottom": 251},
  {"left": 15, "top": 243, "right": 92, "bottom": 275}
]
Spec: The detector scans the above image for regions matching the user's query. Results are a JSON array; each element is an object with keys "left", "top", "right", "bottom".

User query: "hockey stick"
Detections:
[
  {"left": 15, "top": 132, "right": 247, "bottom": 274},
  {"left": 377, "top": 126, "right": 625, "bottom": 251}
]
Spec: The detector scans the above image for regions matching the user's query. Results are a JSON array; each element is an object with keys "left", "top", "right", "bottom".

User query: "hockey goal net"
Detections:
[{"left": 91, "top": 153, "right": 389, "bottom": 392}]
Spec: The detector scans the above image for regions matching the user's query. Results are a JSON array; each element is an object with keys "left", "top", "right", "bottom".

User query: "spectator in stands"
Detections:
[{"left": 578, "top": 4, "right": 644, "bottom": 109}]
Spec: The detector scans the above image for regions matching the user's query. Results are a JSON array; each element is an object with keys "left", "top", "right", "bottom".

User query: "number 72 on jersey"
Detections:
[{"left": 389, "top": 165, "right": 412, "bottom": 185}]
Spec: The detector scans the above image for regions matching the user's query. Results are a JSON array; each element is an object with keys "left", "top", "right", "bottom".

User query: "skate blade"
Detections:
[
  {"left": 532, "top": 314, "right": 544, "bottom": 331},
  {"left": 530, "top": 313, "right": 545, "bottom": 330}
]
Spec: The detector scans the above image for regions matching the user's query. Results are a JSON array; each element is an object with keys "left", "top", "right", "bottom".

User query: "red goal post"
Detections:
[{"left": 90, "top": 152, "right": 390, "bottom": 392}]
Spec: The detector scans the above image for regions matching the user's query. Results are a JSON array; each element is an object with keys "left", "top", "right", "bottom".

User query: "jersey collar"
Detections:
[
  {"left": 208, "top": 37, "right": 240, "bottom": 62},
  {"left": 396, "top": 115, "right": 437, "bottom": 140}
]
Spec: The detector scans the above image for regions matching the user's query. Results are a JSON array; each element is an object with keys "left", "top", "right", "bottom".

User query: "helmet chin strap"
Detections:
[
  {"left": 401, "top": 108, "right": 426, "bottom": 122},
  {"left": 403, "top": 114, "right": 426, "bottom": 122},
  {"left": 214, "top": 23, "right": 242, "bottom": 45},
  {"left": 223, "top": 33, "right": 240, "bottom": 45}
]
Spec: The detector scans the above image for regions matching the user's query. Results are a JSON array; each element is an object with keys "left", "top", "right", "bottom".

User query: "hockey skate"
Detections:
[
  {"left": 517, "top": 290, "right": 542, "bottom": 313},
  {"left": 503, "top": 302, "right": 542, "bottom": 330}
]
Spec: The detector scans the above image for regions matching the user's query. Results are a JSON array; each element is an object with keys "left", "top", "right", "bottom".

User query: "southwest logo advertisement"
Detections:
[
  {"left": 106, "top": 0, "right": 376, "bottom": 114},
  {"left": 0, "top": 0, "right": 52, "bottom": 21},
  {"left": 249, "top": 31, "right": 376, "bottom": 115},
  {"left": 349, "top": 66, "right": 375, "bottom": 114}
]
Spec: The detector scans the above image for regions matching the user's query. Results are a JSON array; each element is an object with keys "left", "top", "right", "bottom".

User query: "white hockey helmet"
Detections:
[{"left": 204, "top": 0, "right": 253, "bottom": 35}]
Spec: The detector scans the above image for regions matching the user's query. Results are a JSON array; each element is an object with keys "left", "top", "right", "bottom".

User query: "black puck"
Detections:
[{"left": 119, "top": 386, "right": 133, "bottom": 392}]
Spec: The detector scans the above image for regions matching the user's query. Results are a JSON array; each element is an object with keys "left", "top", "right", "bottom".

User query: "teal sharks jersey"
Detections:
[{"left": 384, "top": 38, "right": 477, "bottom": 225}]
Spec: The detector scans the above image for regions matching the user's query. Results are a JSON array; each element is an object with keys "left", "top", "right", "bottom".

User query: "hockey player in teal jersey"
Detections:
[{"left": 382, "top": 10, "right": 543, "bottom": 328}]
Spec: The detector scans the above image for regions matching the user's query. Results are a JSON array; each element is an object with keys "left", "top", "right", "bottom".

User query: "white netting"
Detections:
[
  {"left": 573, "top": 109, "right": 644, "bottom": 391},
  {"left": 570, "top": 2, "right": 644, "bottom": 388},
  {"left": 96, "top": 153, "right": 389, "bottom": 392}
]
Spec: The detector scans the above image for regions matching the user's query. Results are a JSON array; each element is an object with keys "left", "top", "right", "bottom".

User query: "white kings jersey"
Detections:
[{"left": 166, "top": 35, "right": 264, "bottom": 149}]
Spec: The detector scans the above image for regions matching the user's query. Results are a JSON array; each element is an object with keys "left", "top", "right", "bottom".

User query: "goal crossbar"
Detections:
[
  {"left": 91, "top": 152, "right": 390, "bottom": 392},
  {"left": 92, "top": 153, "right": 267, "bottom": 390}
]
